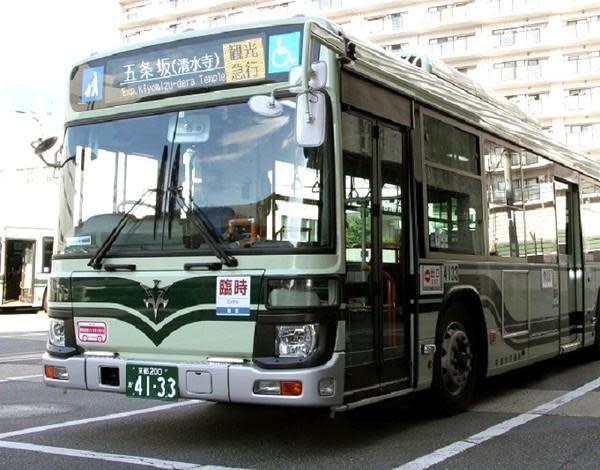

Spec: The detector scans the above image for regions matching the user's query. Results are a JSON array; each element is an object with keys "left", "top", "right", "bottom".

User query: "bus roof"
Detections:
[{"left": 334, "top": 24, "right": 600, "bottom": 182}]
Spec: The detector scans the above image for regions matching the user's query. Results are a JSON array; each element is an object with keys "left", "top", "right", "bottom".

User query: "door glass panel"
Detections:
[
  {"left": 343, "top": 113, "right": 374, "bottom": 370},
  {"left": 379, "top": 125, "right": 405, "bottom": 371},
  {"left": 555, "top": 181, "right": 569, "bottom": 258}
]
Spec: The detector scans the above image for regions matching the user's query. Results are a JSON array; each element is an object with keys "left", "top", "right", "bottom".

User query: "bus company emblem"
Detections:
[{"left": 142, "top": 280, "right": 170, "bottom": 321}]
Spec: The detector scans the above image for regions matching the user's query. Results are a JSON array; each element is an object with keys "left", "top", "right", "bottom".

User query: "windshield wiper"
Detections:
[
  {"left": 154, "top": 145, "right": 169, "bottom": 239},
  {"left": 167, "top": 144, "right": 181, "bottom": 239},
  {"left": 88, "top": 188, "right": 156, "bottom": 270},
  {"left": 167, "top": 186, "right": 238, "bottom": 268}
]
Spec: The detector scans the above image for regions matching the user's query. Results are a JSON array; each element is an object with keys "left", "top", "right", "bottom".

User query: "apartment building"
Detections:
[{"left": 118, "top": 0, "right": 600, "bottom": 159}]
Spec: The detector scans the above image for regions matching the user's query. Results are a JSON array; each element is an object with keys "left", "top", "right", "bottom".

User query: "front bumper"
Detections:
[{"left": 43, "top": 352, "right": 345, "bottom": 407}]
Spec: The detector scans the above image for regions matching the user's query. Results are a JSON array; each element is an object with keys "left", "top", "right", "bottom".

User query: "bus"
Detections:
[
  {"left": 0, "top": 228, "right": 54, "bottom": 312},
  {"left": 41, "top": 16, "right": 600, "bottom": 414}
]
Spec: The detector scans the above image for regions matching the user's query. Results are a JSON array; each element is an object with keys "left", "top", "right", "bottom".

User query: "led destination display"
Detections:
[{"left": 70, "top": 26, "right": 303, "bottom": 111}]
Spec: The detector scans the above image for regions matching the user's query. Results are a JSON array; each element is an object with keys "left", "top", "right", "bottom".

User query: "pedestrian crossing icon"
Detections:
[{"left": 81, "top": 66, "right": 104, "bottom": 103}]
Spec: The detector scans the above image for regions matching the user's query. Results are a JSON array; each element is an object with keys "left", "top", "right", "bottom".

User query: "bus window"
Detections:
[
  {"left": 485, "top": 142, "right": 526, "bottom": 258},
  {"left": 523, "top": 154, "right": 557, "bottom": 263},
  {"left": 581, "top": 179, "right": 600, "bottom": 262},
  {"left": 424, "top": 116, "right": 483, "bottom": 254},
  {"left": 42, "top": 237, "right": 54, "bottom": 273}
]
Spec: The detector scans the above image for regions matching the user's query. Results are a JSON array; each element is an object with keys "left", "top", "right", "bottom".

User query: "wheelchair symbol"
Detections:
[{"left": 271, "top": 37, "right": 296, "bottom": 70}]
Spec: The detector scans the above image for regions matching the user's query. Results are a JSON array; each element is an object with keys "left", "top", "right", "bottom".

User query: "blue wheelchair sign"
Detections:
[
  {"left": 81, "top": 66, "right": 104, "bottom": 103},
  {"left": 268, "top": 32, "right": 300, "bottom": 74}
]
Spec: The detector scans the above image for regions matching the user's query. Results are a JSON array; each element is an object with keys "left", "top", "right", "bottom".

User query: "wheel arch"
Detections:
[{"left": 439, "top": 286, "right": 488, "bottom": 383}]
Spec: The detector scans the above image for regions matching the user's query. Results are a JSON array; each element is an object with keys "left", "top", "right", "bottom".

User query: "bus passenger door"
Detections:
[
  {"left": 556, "top": 180, "right": 584, "bottom": 350},
  {"left": 342, "top": 111, "right": 410, "bottom": 398}
]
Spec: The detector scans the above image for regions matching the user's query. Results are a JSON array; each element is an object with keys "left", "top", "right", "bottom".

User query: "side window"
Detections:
[
  {"left": 484, "top": 142, "right": 526, "bottom": 258},
  {"left": 523, "top": 153, "right": 557, "bottom": 263},
  {"left": 343, "top": 113, "right": 372, "bottom": 265},
  {"left": 581, "top": 178, "right": 600, "bottom": 262},
  {"left": 424, "top": 115, "right": 483, "bottom": 254},
  {"left": 42, "top": 237, "right": 54, "bottom": 273}
]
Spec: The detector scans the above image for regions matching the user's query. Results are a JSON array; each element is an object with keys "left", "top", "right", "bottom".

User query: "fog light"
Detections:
[
  {"left": 254, "top": 380, "right": 281, "bottom": 395},
  {"left": 48, "top": 319, "right": 65, "bottom": 347},
  {"left": 44, "top": 365, "right": 69, "bottom": 380},
  {"left": 275, "top": 324, "right": 319, "bottom": 358},
  {"left": 319, "top": 377, "right": 335, "bottom": 397}
]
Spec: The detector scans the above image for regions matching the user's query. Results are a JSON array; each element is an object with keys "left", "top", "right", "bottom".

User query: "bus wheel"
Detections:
[{"left": 432, "top": 303, "right": 478, "bottom": 414}]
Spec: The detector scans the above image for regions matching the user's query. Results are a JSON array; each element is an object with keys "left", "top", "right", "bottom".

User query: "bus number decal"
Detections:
[{"left": 444, "top": 264, "right": 459, "bottom": 284}]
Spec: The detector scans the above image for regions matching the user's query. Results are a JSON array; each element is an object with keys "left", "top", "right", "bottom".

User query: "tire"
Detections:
[
  {"left": 431, "top": 302, "right": 479, "bottom": 415},
  {"left": 592, "top": 309, "right": 600, "bottom": 358}
]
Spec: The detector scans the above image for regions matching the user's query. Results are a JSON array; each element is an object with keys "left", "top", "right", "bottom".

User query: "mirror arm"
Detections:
[{"left": 269, "top": 83, "right": 294, "bottom": 105}]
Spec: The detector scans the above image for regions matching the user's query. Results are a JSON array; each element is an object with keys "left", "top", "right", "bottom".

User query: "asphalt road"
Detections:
[{"left": 1, "top": 318, "right": 600, "bottom": 469}]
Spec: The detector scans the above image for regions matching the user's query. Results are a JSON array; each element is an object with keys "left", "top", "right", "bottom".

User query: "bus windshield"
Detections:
[{"left": 57, "top": 99, "right": 333, "bottom": 256}]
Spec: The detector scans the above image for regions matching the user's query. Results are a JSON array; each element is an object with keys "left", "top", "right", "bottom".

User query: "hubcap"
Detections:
[{"left": 440, "top": 321, "right": 473, "bottom": 396}]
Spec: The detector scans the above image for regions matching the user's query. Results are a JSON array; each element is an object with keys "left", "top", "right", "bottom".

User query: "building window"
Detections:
[
  {"left": 565, "top": 50, "right": 600, "bottom": 75},
  {"left": 257, "top": 2, "right": 291, "bottom": 18},
  {"left": 366, "top": 15, "right": 385, "bottom": 33},
  {"left": 390, "top": 12, "right": 405, "bottom": 30},
  {"left": 387, "top": 43, "right": 409, "bottom": 56},
  {"left": 565, "top": 15, "right": 600, "bottom": 39},
  {"left": 428, "top": 2, "right": 473, "bottom": 23},
  {"left": 365, "top": 12, "right": 406, "bottom": 33},
  {"left": 488, "top": 0, "right": 541, "bottom": 14},
  {"left": 565, "top": 87, "right": 600, "bottom": 111},
  {"left": 317, "top": 0, "right": 344, "bottom": 9},
  {"left": 493, "top": 58, "right": 546, "bottom": 81},
  {"left": 429, "top": 34, "right": 475, "bottom": 56},
  {"left": 506, "top": 92, "right": 549, "bottom": 115},
  {"left": 492, "top": 23, "right": 545, "bottom": 48},
  {"left": 565, "top": 123, "right": 600, "bottom": 148}
]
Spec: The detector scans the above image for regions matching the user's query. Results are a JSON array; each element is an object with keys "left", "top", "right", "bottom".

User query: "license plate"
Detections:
[{"left": 126, "top": 364, "right": 179, "bottom": 400}]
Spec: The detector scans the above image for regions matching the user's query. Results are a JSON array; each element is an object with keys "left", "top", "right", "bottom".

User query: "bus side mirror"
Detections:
[
  {"left": 31, "top": 136, "right": 63, "bottom": 168},
  {"left": 32, "top": 136, "right": 57, "bottom": 156},
  {"left": 290, "top": 62, "right": 327, "bottom": 148},
  {"left": 296, "top": 91, "right": 326, "bottom": 148}
]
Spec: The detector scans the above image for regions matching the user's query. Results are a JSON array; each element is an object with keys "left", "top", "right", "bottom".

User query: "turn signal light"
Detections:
[
  {"left": 44, "top": 365, "right": 69, "bottom": 380},
  {"left": 280, "top": 381, "right": 302, "bottom": 396},
  {"left": 253, "top": 380, "right": 303, "bottom": 396}
]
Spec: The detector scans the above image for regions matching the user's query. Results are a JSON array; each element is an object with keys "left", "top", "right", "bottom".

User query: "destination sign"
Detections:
[{"left": 70, "top": 26, "right": 303, "bottom": 111}]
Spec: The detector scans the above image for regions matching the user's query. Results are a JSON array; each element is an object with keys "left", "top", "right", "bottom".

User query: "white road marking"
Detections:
[
  {"left": 0, "top": 440, "right": 247, "bottom": 470},
  {"left": 395, "top": 375, "right": 600, "bottom": 470},
  {"left": 0, "top": 400, "right": 199, "bottom": 439},
  {"left": 0, "top": 374, "right": 42, "bottom": 384},
  {"left": 0, "top": 353, "right": 42, "bottom": 363},
  {"left": 0, "top": 332, "right": 47, "bottom": 338},
  {"left": 0, "top": 350, "right": 42, "bottom": 357}
]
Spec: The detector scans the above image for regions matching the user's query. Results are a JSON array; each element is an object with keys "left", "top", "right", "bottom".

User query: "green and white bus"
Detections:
[{"left": 42, "top": 17, "right": 600, "bottom": 413}]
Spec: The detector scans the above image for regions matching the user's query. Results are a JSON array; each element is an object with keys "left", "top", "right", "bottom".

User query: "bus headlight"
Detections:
[
  {"left": 275, "top": 324, "right": 319, "bottom": 358},
  {"left": 49, "top": 319, "right": 65, "bottom": 347}
]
